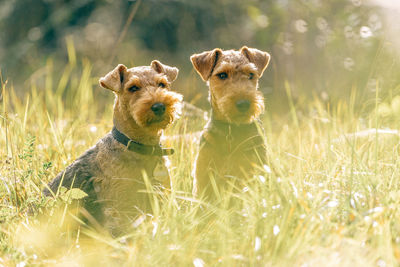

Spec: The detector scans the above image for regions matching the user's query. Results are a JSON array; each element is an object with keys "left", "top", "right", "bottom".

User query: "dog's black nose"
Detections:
[
  {"left": 151, "top": 102, "right": 166, "bottom": 116},
  {"left": 235, "top": 99, "right": 250, "bottom": 112}
]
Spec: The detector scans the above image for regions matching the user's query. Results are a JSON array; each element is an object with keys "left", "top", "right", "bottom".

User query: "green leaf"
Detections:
[
  {"left": 66, "top": 188, "right": 88, "bottom": 200},
  {"left": 59, "top": 188, "right": 88, "bottom": 203}
]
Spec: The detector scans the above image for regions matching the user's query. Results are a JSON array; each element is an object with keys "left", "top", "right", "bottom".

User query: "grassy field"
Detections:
[{"left": 1, "top": 56, "right": 400, "bottom": 267}]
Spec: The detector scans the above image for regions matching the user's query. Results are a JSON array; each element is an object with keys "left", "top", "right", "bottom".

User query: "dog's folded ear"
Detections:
[
  {"left": 99, "top": 64, "right": 127, "bottom": 92},
  {"left": 151, "top": 60, "right": 179, "bottom": 83},
  {"left": 240, "top": 46, "right": 270, "bottom": 77},
  {"left": 190, "top": 48, "right": 222, "bottom": 81}
]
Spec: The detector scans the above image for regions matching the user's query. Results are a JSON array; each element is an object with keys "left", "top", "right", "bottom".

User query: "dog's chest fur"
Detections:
[
  {"left": 92, "top": 134, "right": 169, "bottom": 218},
  {"left": 201, "top": 120, "right": 266, "bottom": 176},
  {"left": 95, "top": 134, "right": 160, "bottom": 181}
]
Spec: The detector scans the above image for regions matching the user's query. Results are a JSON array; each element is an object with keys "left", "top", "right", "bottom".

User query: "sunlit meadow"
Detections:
[{"left": 2, "top": 47, "right": 400, "bottom": 266}]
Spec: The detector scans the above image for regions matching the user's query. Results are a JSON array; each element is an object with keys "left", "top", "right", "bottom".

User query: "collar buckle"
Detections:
[{"left": 126, "top": 139, "right": 133, "bottom": 151}]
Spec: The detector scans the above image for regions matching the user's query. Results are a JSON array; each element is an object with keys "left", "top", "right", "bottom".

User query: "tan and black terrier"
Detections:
[
  {"left": 44, "top": 61, "right": 183, "bottom": 232},
  {"left": 190, "top": 46, "right": 270, "bottom": 200}
]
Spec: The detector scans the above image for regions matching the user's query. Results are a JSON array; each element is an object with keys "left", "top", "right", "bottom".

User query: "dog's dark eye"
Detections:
[
  {"left": 217, "top": 72, "right": 228, "bottom": 80},
  {"left": 128, "top": 85, "right": 140, "bottom": 92},
  {"left": 249, "top": 73, "right": 254, "bottom": 80},
  {"left": 158, "top": 82, "right": 166, "bottom": 88}
]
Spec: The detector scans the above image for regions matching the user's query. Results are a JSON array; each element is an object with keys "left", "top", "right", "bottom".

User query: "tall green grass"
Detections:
[{"left": 1, "top": 54, "right": 400, "bottom": 266}]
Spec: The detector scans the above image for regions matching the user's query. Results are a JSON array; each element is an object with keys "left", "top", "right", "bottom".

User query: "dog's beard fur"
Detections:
[
  {"left": 131, "top": 89, "right": 183, "bottom": 132},
  {"left": 217, "top": 90, "right": 264, "bottom": 124}
]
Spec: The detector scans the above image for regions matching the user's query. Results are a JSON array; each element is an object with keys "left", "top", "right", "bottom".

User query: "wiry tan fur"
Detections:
[
  {"left": 44, "top": 61, "right": 182, "bottom": 234},
  {"left": 191, "top": 46, "right": 270, "bottom": 200}
]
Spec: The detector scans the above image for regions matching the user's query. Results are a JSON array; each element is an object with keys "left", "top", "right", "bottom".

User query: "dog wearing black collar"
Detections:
[
  {"left": 43, "top": 61, "right": 182, "bottom": 233},
  {"left": 190, "top": 47, "right": 270, "bottom": 200}
]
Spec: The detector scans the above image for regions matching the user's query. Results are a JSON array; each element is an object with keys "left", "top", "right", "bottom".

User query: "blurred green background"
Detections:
[{"left": 1, "top": 0, "right": 399, "bottom": 113}]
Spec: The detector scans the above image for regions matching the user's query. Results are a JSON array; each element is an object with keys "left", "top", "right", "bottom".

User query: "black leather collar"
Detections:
[
  {"left": 200, "top": 110, "right": 266, "bottom": 152},
  {"left": 112, "top": 127, "right": 174, "bottom": 156},
  {"left": 206, "top": 111, "right": 264, "bottom": 139},
  {"left": 207, "top": 119, "right": 260, "bottom": 134}
]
